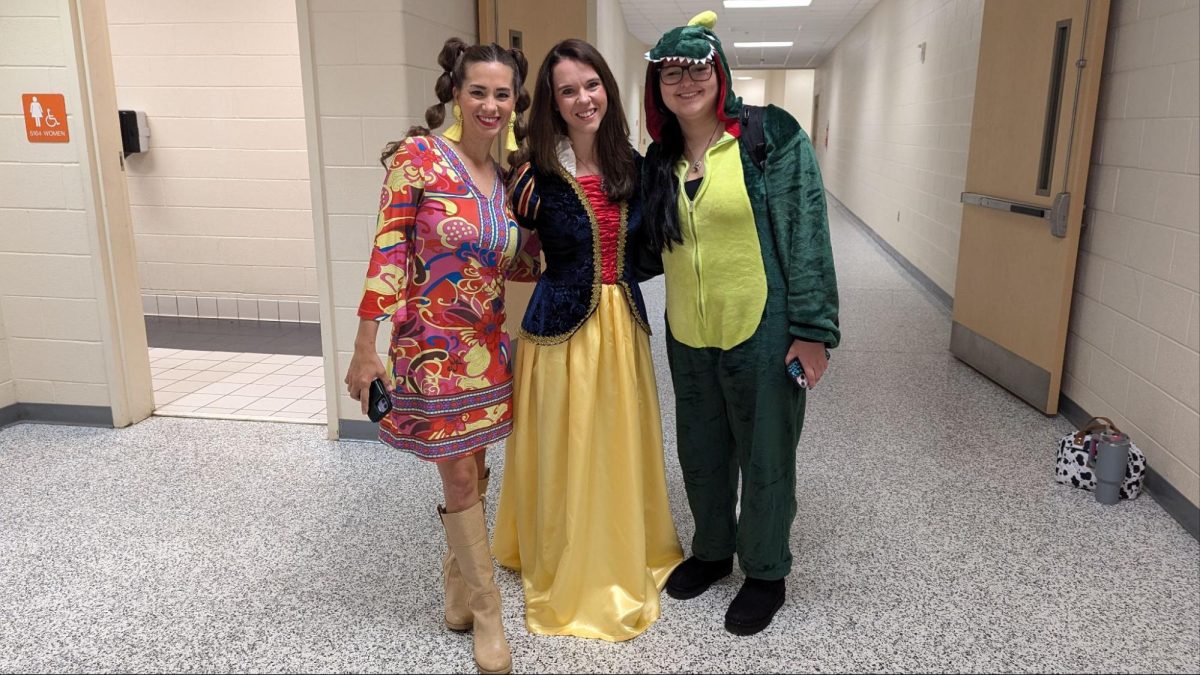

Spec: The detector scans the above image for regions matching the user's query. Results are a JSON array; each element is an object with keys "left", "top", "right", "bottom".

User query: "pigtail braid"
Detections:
[
  {"left": 381, "top": 38, "right": 468, "bottom": 167},
  {"left": 506, "top": 46, "right": 531, "bottom": 170}
]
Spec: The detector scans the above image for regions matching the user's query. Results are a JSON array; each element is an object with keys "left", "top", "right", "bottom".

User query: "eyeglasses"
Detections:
[{"left": 658, "top": 63, "right": 714, "bottom": 85}]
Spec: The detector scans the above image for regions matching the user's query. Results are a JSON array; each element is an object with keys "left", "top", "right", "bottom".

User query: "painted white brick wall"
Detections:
[
  {"left": 815, "top": 0, "right": 984, "bottom": 295},
  {"left": 1065, "top": 0, "right": 1200, "bottom": 506},
  {"left": 0, "top": 1, "right": 110, "bottom": 408},
  {"left": 106, "top": 0, "right": 316, "bottom": 320},
  {"left": 302, "top": 0, "right": 477, "bottom": 424}
]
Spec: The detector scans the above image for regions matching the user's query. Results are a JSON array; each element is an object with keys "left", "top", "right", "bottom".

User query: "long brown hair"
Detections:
[
  {"left": 380, "top": 38, "right": 531, "bottom": 169},
  {"left": 519, "top": 39, "right": 634, "bottom": 202}
]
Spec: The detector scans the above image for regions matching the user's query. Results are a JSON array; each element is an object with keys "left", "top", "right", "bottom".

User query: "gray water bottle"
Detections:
[{"left": 1093, "top": 429, "right": 1130, "bottom": 505}]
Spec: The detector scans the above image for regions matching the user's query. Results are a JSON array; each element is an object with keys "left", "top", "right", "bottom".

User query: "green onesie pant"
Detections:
[{"left": 665, "top": 281, "right": 804, "bottom": 581}]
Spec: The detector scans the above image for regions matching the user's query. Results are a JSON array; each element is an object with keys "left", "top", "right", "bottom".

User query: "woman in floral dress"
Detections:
[{"left": 343, "top": 38, "right": 537, "bottom": 675}]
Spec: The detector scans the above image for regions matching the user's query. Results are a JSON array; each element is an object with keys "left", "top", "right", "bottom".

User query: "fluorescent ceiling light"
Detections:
[
  {"left": 724, "top": 0, "right": 813, "bottom": 8},
  {"left": 733, "top": 41, "right": 794, "bottom": 48},
  {"left": 736, "top": 76, "right": 755, "bottom": 80}
]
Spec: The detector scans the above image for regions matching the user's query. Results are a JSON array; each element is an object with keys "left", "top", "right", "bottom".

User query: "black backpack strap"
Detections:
[{"left": 739, "top": 104, "right": 767, "bottom": 171}]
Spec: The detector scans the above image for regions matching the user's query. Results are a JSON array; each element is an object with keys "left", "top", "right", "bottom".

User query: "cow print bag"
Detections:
[{"left": 1055, "top": 416, "right": 1145, "bottom": 500}]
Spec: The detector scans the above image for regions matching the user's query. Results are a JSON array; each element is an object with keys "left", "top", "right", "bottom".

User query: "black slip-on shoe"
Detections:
[
  {"left": 724, "top": 577, "right": 785, "bottom": 635},
  {"left": 665, "top": 556, "right": 734, "bottom": 600}
]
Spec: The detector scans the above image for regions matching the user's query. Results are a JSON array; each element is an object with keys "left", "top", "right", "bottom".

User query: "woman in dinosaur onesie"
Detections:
[{"left": 639, "top": 11, "right": 841, "bottom": 636}]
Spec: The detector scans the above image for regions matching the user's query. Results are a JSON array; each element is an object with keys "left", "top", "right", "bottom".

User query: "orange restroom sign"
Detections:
[{"left": 23, "top": 93, "right": 69, "bottom": 142}]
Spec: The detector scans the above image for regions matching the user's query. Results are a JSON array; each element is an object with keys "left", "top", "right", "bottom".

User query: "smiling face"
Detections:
[
  {"left": 453, "top": 60, "right": 516, "bottom": 144},
  {"left": 551, "top": 58, "right": 608, "bottom": 142},
  {"left": 657, "top": 58, "right": 720, "bottom": 125}
]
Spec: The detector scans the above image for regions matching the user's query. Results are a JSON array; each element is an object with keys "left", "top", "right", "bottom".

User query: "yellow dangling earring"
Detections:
[
  {"left": 504, "top": 111, "right": 519, "bottom": 153},
  {"left": 444, "top": 103, "right": 463, "bottom": 142}
]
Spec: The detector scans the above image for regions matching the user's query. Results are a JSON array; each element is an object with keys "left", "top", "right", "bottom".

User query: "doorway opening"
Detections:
[{"left": 105, "top": 0, "right": 326, "bottom": 425}]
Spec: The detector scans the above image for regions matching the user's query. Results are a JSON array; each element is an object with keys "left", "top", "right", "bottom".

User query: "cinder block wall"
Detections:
[
  {"left": 106, "top": 0, "right": 318, "bottom": 323},
  {"left": 300, "top": 0, "right": 477, "bottom": 430},
  {"left": 0, "top": 0, "right": 141, "bottom": 419},
  {"left": 1064, "top": 0, "right": 1199, "bottom": 506}
]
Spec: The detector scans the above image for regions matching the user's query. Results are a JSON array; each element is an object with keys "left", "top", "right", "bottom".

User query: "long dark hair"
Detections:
[
  {"left": 518, "top": 39, "right": 634, "bottom": 203},
  {"left": 643, "top": 64, "right": 687, "bottom": 252},
  {"left": 380, "top": 38, "right": 531, "bottom": 169}
]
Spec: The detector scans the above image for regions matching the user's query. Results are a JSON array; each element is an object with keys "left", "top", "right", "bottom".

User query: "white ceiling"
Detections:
[{"left": 618, "top": 0, "right": 879, "bottom": 69}]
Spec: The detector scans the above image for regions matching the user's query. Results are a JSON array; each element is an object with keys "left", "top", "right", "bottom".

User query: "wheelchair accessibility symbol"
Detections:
[{"left": 23, "top": 93, "right": 70, "bottom": 143}]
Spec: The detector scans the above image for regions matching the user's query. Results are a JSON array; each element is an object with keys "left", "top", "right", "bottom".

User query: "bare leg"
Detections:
[
  {"left": 474, "top": 451, "right": 487, "bottom": 482},
  {"left": 438, "top": 452, "right": 482, "bottom": 513}
]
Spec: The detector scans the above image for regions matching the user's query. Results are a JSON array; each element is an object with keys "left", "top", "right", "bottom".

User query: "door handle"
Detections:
[{"left": 961, "top": 191, "right": 1071, "bottom": 238}]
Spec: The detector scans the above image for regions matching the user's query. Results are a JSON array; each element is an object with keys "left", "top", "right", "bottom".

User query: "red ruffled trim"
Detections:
[{"left": 578, "top": 175, "right": 621, "bottom": 284}]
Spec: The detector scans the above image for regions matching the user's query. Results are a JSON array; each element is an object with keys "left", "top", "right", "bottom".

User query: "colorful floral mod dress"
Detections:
[{"left": 357, "top": 135, "right": 539, "bottom": 462}]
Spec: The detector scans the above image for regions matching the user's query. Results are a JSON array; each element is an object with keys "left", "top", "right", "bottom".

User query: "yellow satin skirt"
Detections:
[{"left": 493, "top": 285, "right": 683, "bottom": 642}]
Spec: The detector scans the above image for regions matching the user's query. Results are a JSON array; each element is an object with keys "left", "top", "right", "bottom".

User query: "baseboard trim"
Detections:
[
  {"left": 338, "top": 419, "right": 379, "bottom": 442},
  {"left": 1060, "top": 394, "right": 1200, "bottom": 542},
  {"left": 0, "top": 402, "right": 18, "bottom": 428},
  {"left": 826, "top": 192, "right": 954, "bottom": 312},
  {"left": 0, "top": 403, "right": 114, "bottom": 430}
]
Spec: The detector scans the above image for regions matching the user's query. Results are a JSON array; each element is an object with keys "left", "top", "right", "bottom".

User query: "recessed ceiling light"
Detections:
[
  {"left": 736, "top": 76, "right": 755, "bottom": 80},
  {"left": 733, "top": 41, "right": 794, "bottom": 48},
  {"left": 724, "top": 0, "right": 813, "bottom": 8}
]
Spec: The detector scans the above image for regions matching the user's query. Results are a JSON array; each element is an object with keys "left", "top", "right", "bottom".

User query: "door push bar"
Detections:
[{"left": 960, "top": 191, "right": 1071, "bottom": 238}]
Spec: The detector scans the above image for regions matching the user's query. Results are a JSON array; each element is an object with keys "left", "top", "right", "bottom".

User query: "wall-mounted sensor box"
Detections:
[{"left": 118, "top": 110, "right": 149, "bottom": 157}]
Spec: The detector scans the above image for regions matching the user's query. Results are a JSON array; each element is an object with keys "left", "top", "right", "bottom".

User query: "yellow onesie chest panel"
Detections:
[{"left": 661, "top": 135, "right": 768, "bottom": 350}]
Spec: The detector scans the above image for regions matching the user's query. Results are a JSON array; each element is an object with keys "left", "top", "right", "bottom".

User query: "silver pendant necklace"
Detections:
[{"left": 688, "top": 121, "right": 723, "bottom": 174}]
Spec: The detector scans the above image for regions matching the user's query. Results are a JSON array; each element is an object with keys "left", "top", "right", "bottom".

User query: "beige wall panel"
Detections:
[
  {"left": 784, "top": 69, "right": 815, "bottom": 133},
  {"left": 592, "top": 0, "right": 650, "bottom": 147},
  {"left": 815, "top": 0, "right": 983, "bottom": 296}
]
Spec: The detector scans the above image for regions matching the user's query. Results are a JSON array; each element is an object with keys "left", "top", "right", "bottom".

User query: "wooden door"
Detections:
[{"left": 951, "top": 0, "right": 1110, "bottom": 414}]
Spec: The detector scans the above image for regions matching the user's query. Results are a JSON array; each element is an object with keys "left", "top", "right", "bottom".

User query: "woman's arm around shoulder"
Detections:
[
  {"left": 505, "top": 161, "right": 542, "bottom": 282},
  {"left": 507, "top": 161, "right": 541, "bottom": 229}
]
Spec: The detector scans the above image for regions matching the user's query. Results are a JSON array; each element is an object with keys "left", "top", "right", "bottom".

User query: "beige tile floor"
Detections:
[{"left": 150, "top": 348, "right": 326, "bottom": 424}]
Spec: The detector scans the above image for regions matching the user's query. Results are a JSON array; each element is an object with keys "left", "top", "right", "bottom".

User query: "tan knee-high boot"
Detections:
[
  {"left": 440, "top": 501, "right": 511, "bottom": 675},
  {"left": 444, "top": 469, "right": 491, "bottom": 631}
]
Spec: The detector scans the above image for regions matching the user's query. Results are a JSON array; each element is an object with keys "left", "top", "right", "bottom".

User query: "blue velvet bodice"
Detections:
[{"left": 509, "top": 160, "right": 651, "bottom": 345}]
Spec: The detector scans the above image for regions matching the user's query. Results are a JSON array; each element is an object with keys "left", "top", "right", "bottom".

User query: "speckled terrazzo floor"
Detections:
[{"left": 1, "top": 201, "right": 1197, "bottom": 673}]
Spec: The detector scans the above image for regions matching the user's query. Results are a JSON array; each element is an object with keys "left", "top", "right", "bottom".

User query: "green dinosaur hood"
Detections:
[{"left": 644, "top": 10, "right": 743, "bottom": 142}]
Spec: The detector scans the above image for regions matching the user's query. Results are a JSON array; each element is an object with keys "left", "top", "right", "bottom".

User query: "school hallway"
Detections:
[{"left": 1, "top": 196, "right": 1196, "bottom": 673}]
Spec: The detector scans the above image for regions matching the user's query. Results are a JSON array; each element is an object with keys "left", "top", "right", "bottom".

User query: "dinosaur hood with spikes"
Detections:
[{"left": 644, "top": 10, "right": 743, "bottom": 142}]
